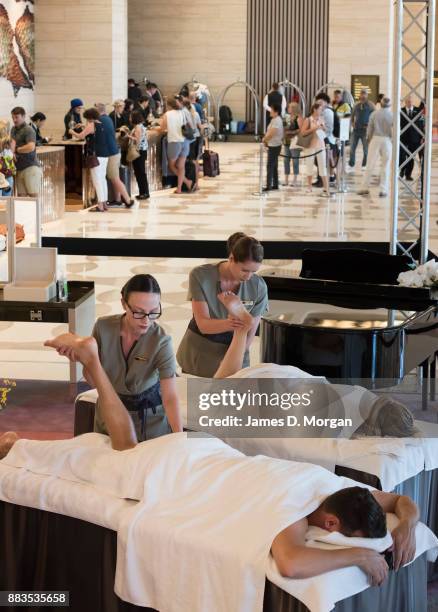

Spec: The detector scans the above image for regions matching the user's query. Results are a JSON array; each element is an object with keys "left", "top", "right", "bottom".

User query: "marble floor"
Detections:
[{"left": 1, "top": 141, "right": 437, "bottom": 382}]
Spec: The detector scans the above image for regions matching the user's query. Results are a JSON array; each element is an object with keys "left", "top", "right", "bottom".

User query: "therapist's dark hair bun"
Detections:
[
  {"left": 121, "top": 274, "right": 161, "bottom": 300},
  {"left": 227, "top": 232, "right": 264, "bottom": 263}
]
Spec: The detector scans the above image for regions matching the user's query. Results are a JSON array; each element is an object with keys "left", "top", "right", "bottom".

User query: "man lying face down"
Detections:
[
  {"left": 0, "top": 328, "right": 420, "bottom": 590},
  {"left": 272, "top": 484, "right": 418, "bottom": 586}
]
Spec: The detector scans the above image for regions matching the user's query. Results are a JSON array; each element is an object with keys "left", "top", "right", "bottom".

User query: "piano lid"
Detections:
[{"left": 262, "top": 275, "right": 438, "bottom": 311}]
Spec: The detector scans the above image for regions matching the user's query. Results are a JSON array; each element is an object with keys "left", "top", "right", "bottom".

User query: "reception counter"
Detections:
[{"left": 36, "top": 146, "right": 65, "bottom": 223}]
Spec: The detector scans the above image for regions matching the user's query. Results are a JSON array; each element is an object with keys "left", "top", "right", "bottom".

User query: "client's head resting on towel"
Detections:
[
  {"left": 314, "top": 486, "right": 387, "bottom": 537},
  {"left": 354, "top": 396, "right": 420, "bottom": 438}
]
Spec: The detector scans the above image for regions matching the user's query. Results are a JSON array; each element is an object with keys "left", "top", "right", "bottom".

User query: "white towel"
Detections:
[{"left": 267, "top": 514, "right": 438, "bottom": 612}]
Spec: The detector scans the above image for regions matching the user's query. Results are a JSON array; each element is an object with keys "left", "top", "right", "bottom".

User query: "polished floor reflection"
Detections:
[{"left": 42, "top": 142, "right": 438, "bottom": 249}]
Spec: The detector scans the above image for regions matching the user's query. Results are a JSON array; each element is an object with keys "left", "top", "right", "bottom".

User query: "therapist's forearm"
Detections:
[
  {"left": 163, "top": 398, "right": 183, "bottom": 432},
  {"left": 195, "top": 317, "right": 233, "bottom": 335}
]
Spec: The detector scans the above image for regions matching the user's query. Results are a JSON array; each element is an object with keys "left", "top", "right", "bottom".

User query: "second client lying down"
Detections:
[{"left": 0, "top": 328, "right": 421, "bottom": 594}]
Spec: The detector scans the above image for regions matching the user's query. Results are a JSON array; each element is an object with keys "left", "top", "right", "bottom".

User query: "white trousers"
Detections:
[
  {"left": 304, "top": 147, "right": 327, "bottom": 177},
  {"left": 361, "top": 135, "right": 392, "bottom": 193},
  {"left": 90, "top": 157, "right": 109, "bottom": 203}
]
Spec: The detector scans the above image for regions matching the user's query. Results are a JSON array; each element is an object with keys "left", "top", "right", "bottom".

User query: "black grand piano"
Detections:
[{"left": 260, "top": 250, "right": 438, "bottom": 408}]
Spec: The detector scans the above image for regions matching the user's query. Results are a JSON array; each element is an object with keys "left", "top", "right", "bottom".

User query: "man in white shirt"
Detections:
[{"left": 357, "top": 97, "right": 393, "bottom": 198}]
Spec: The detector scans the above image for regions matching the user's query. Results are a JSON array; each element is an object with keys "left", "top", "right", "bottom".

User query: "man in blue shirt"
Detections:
[{"left": 348, "top": 89, "right": 375, "bottom": 169}]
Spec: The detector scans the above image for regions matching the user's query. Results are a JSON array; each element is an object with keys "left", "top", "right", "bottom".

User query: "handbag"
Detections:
[
  {"left": 126, "top": 142, "right": 140, "bottom": 162},
  {"left": 83, "top": 134, "right": 100, "bottom": 168},
  {"left": 296, "top": 131, "right": 313, "bottom": 148},
  {"left": 296, "top": 118, "right": 313, "bottom": 148},
  {"left": 182, "top": 123, "right": 195, "bottom": 140}
]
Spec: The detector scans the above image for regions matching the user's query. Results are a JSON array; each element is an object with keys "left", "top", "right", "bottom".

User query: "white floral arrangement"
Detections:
[{"left": 397, "top": 259, "right": 438, "bottom": 288}]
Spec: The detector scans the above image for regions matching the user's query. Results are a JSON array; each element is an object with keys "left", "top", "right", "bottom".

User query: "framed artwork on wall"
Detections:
[{"left": 351, "top": 75, "right": 380, "bottom": 103}]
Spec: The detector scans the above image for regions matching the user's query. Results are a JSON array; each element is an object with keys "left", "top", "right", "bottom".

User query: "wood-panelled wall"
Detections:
[{"left": 246, "top": 0, "right": 330, "bottom": 121}]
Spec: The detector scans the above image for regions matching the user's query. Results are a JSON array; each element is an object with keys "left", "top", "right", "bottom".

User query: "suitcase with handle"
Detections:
[{"left": 202, "top": 149, "right": 220, "bottom": 177}]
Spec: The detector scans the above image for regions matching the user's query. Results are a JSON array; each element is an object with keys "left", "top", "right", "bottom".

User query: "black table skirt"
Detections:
[{"left": 0, "top": 501, "right": 429, "bottom": 612}]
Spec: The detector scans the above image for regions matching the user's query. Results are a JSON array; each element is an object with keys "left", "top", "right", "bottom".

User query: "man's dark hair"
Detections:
[
  {"left": 128, "top": 78, "right": 136, "bottom": 85},
  {"left": 11, "top": 106, "right": 26, "bottom": 116},
  {"left": 147, "top": 82, "right": 157, "bottom": 89},
  {"left": 315, "top": 92, "right": 331, "bottom": 104},
  {"left": 31, "top": 112, "right": 46, "bottom": 122},
  {"left": 323, "top": 487, "right": 387, "bottom": 538},
  {"left": 334, "top": 89, "right": 342, "bottom": 95},
  {"left": 131, "top": 110, "right": 145, "bottom": 125},
  {"left": 139, "top": 96, "right": 149, "bottom": 104},
  {"left": 272, "top": 82, "right": 279, "bottom": 90},
  {"left": 121, "top": 274, "right": 161, "bottom": 301},
  {"left": 271, "top": 102, "right": 282, "bottom": 115},
  {"left": 83, "top": 108, "right": 100, "bottom": 121}
]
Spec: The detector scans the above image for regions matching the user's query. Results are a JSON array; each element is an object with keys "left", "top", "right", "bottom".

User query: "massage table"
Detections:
[{"left": 0, "top": 460, "right": 433, "bottom": 612}]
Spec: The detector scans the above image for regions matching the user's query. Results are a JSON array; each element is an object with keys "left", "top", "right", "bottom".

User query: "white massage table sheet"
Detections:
[
  {"left": 0, "top": 434, "right": 436, "bottom": 612},
  {"left": 0, "top": 460, "right": 136, "bottom": 530}
]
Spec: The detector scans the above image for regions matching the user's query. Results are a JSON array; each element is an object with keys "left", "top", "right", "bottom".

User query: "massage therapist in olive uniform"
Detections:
[
  {"left": 177, "top": 233, "right": 269, "bottom": 377},
  {"left": 85, "top": 274, "right": 182, "bottom": 440}
]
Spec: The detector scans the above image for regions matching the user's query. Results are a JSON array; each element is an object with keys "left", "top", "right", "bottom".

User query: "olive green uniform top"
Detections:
[
  {"left": 92, "top": 314, "right": 177, "bottom": 439},
  {"left": 177, "top": 262, "right": 269, "bottom": 377}
]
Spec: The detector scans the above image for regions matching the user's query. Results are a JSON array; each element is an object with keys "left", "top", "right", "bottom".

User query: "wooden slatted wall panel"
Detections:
[{"left": 246, "top": 0, "right": 330, "bottom": 123}]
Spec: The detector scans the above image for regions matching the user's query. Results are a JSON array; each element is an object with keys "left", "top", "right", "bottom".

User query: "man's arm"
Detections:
[
  {"left": 372, "top": 490, "right": 419, "bottom": 570},
  {"left": 16, "top": 141, "right": 35, "bottom": 154},
  {"left": 271, "top": 519, "right": 389, "bottom": 586}
]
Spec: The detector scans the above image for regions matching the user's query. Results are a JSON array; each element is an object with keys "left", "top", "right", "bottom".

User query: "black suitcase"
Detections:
[
  {"left": 202, "top": 150, "right": 220, "bottom": 177},
  {"left": 107, "top": 165, "right": 131, "bottom": 202}
]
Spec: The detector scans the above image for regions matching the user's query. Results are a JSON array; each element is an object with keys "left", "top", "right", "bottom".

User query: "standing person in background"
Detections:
[
  {"left": 348, "top": 89, "right": 375, "bottom": 170},
  {"left": 399, "top": 94, "right": 424, "bottom": 182},
  {"left": 135, "top": 96, "right": 151, "bottom": 124},
  {"left": 314, "top": 93, "right": 337, "bottom": 185},
  {"left": 262, "top": 103, "right": 284, "bottom": 192},
  {"left": 263, "top": 82, "right": 287, "bottom": 128},
  {"left": 30, "top": 113, "right": 50, "bottom": 145},
  {"left": 283, "top": 102, "right": 302, "bottom": 187},
  {"left": 0, "top": 120, "right": 15, "bottom": 195},
  {"left": 10, "top": 107, "right": 42, "bottom": 197},
  {"left": 63, "top": 98, "right": 84, "bottom": 140},
  {"left": 375, "top": 93, "right": 385, "bottom": 110},
  {"left": 332, "top": 90, "right": 351, "bottom": 118},
  {"left": 123, "top": 99, "right": 135, "bottom": 124},
  {"left": 129, "top": 110, "right": 150, "bottom": 201},
  {"left": 70, "top": 108, "right": 109, "bottom": 212},
  {"left": 127, "top": 78, "right": 142, "bottom": 103},
  {"left": 184, "top": 99, "right": 203, "bottom": 191},
  {"left": 95, "top": 103, "right": 134, "bottom": 208},
  {"left": 299, "top": 102, "right": 330, "bottom": 196},
  {"left": 157, "top": 96, "right": 193, "bottom": 195},
  {"left": 109, "top": 100, "right": 130, "bottom": 131},
  {"left": 357, "top": 97, "right": 393, "bottom": 198}
]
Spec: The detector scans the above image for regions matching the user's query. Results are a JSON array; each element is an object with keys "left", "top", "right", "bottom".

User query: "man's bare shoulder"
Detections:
[{"left": 272, "top": 516, "right": 309, "bottom": 548}]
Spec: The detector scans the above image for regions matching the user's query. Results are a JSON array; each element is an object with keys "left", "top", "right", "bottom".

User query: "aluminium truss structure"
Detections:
[{"left": 390, "top": 0, "right": 436, "bottom": 263}]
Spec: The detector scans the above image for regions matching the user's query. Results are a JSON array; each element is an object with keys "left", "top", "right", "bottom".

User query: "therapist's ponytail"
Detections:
[
  {"left": 121, "top": 274, "right": 161, "bottom": 300},
  {"left": 227, "top": 232, "right": 264, "bottom": 264}
]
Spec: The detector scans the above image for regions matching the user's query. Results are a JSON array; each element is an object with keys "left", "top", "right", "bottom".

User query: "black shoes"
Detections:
[
  {"left": 312, "top": 178, "right": 323, "bottom": 187},
  {"left": 135, "top": 194, "right": 150, "bottom": 201}
]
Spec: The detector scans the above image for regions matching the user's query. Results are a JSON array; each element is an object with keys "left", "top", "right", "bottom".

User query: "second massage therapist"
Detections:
[{"left": 177, "top": 233, "right": 268, "bottom": 377}]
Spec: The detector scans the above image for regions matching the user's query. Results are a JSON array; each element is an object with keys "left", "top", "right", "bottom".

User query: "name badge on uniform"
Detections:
[{"left": 134, "top": 355, "right": 149, "bottom": 362}]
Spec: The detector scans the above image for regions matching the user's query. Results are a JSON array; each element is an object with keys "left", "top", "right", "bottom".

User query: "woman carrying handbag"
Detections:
[
  {"left": 127, "top": 111, "right": 150, "bottom": 201},
  {"left": 71, "top": 107, "right": 109, "bottom": 212},
  {"left": 297, "top": 102, "right": 330, "bottom": 196}
]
